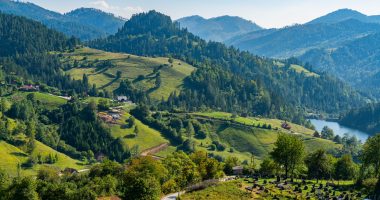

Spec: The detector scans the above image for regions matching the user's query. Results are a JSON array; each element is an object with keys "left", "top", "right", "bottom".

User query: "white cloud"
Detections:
[
  {"left": 89, "top": 0, "right": 143, "bottom": 18},
  {"left": 90, "top": 0, "right": 110, "bottom": 9}
]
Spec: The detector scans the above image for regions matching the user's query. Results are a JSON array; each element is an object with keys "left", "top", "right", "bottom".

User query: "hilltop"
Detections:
[
  {"left": 177, "top": 15, "right": 262, "bottom": 42},
  {"left": 0, "top": 0, "right": 125, "bottom": 40}
]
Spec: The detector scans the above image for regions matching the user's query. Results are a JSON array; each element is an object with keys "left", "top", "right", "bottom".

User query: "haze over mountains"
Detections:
[
  {"left": 0, "top": 0, "right": 125, "bottom": 40},
  {"left": 176, "top": 15, "right": 262, "bottom": 42},
  {"left": 222, "top": 9, "right": 380, "bottom": 97}
]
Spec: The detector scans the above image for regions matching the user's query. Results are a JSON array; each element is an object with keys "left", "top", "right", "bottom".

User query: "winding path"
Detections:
[{"left": 161, "top": 191, "right": 185, "bottom": 200}]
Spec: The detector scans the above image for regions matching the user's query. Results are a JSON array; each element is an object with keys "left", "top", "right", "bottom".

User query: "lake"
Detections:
[{"left": 309, "top": 119, "right": 371, "bottom": 142}]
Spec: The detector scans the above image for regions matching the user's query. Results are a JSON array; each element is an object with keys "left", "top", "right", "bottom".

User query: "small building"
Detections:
[
  {"left": 111, "top": 113, "right": 121, "bottom": 120},
  {"left": 232, "top": 166, "right": 244, "bottom": 175},
  {"left": 19, "top": 84, "right": 39, "bottom": 91},
  {"left": 116, "top": 96, "right": 128, "bottom": 102},
  {"left": 281, "top": 121, "right": 291, "bottom": 130}
]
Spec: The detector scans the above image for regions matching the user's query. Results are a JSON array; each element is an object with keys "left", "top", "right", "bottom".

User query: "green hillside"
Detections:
[
  {"left": 0, "top": 140, "right": 84, "bottom": 177},
  {"left": 110, "top": 111, "right": 169, "bottom": 152},
  {"left": 189, "top": 112, "right": 340, "bottom": 160},
  {"left": 10, "top": 92, "right": 68, "bottom": 110},
  {"left": 63, "top": 47, "right": 195, "bottom": 100}
]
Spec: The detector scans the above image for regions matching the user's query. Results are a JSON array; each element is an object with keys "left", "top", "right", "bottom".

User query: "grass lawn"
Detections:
[
  {"left": 9, "top": 92, "right": 67, "bottom": 110},
  {"left": 193, "top": 112, "right": 314, "bottom": 135},
  {"left": 110, "top": 112, "right": 169, "bottom": 152},
  {"left": 190, "top": 111, "right": 340, "bottom": 160},
  {"left": 290, "top": 64, "right": 319, "bottom": 77},
  {"left": 0, "top": 140, "right": 84, "bottom": 177},
  {"left": 65, "top": 47, "right": 195, "bottom": 100}
]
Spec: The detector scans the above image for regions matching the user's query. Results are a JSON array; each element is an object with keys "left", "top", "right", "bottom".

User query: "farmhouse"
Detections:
[
  {"left": 281, "top": 121, "right": 291, "bottom": 130},
  {"left": 19, "top": 84, "right": 39, "bottom": 91}
]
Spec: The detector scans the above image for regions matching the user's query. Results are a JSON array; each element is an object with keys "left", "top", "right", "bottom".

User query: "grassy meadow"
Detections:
[{"left": 63, "top": 47, "right": 195, "bottom": 100}]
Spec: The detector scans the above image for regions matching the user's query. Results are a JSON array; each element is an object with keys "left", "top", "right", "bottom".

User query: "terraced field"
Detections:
[{"left": 63, "top": 47, "right": 196, "bottom": 100}]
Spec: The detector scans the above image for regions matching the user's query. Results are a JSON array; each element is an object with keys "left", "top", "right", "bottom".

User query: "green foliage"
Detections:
[
  {"left": 259, "top": 157, "right": 281, "bottom": 177},
  {"left": 270, "top": 133, "right": 305, "bottom": 178},
  {"left": 224, "top": 156, "right": 240, "bottom": 175},
  {"left": 334, "top": 154, "right": 358, "bottom": 180},
  {"left": 5, "top": 177, "right": 39, "bottom": 200},
  {"left": 121, "top": 157, "right": 167, "bottom": 200},
  {"left": 190, "top": 151, "right": 224, "bottom": 180},
  {"left": 59, "top": 100, "right": 130, "bottom": 162},
  {"left": 163, "top": 151, "right": 201, "bottom": 189},
  {"left": 121, "top": 171, "right": 161, "bottom": 200},
  {"left": 362, "top": 134, "right": 380, "bottom": 177},
  {"left": 321, "top": 126, "right": 335, "bottom": 140},
  {"left": 305, "top": 149, "right": 335, "bottom": 181},
  {"left": 341, "top": 103, "right": 380, "bottom": 134}
]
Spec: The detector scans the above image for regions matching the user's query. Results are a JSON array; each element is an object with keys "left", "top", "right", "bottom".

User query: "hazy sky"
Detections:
[{"left": 24, "top": 0, "right": 380, "bottom": 28}]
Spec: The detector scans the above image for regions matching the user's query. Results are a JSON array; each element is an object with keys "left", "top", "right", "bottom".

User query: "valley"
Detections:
[{"left": 0, "top": 1, "right": 379, "bottom": 199}]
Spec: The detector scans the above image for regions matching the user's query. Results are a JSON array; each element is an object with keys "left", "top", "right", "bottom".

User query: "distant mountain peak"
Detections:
[
  {"left": 308, "top": 8, "right": 370, "bottom": 24},
  {"left": 65, "top": 7, "right": 122, "bottom": 19},
  {"left": 177, "top": 14, "right": 262, "bottom": 42}
]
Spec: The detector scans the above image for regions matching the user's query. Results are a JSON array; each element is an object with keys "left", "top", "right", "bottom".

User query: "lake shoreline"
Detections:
[{"left": 309, "top": 119, "right": 371, "bottom": 141}]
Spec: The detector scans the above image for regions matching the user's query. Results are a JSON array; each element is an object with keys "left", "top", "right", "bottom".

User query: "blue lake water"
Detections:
[{"left": 309, "top": 119, "right": 371, "bottom": 142}]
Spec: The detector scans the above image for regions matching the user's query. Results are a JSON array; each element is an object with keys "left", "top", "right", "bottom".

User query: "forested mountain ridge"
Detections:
[
  {"left": 0, "top": 12, "right": 90, "bottom": 95},
  {"left": 226, "top": 9, "right": 380, "bottom": 97},
  {"left": 65, "top": 8, "right": 125, "bottom": 35},
  {"left": 226, "top": 19, "right": 380, "bottom": 58},
  {"left": 176, "top": 15, "right": 262, "bottom": 42},
  {"left": 90, "top": 10, "right": 365, "bottom": 121},
  {"left": 340, "top": 103, "right": 380, "bottom": 134},
  {"left": 308, "top": 8, "right": 380, "bottom": 24},
  {"left": 299, "top": 32, "right": 380, "bottom": 96},
  {"left": 0, "top": 13, "right": 76, "bottom": 56},
  {"left": 0, "top": 0, "right": 125, "bottom": 40}
]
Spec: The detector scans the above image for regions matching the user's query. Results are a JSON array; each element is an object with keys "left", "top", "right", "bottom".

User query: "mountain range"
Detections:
[
  {"left": 0, "top": 0, "right": 125, "bottom": 40},
  {"left": 176, "top": 15, "right": 262, "bottom": 42},
  {"left": 221, "top": 9, "right": 380, "bottom": 97}
]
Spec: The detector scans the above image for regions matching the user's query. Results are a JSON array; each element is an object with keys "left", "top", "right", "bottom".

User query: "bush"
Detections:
[
  {"left": 195, "top": 130, "right": 207, "bottom": 139},
  {"left": 162, "top": 179, "right": 178, "bottom": 194},
  {"left": 362, "top": 178, "right": 377, "bottom": 193},
  {"left": 212, "top": 141, "right": 226, "bottom": 151}
]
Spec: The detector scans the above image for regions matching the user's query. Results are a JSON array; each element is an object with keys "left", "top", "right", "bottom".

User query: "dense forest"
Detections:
[
  {"left": 90, "top": 11, "right": 365, "bottom": 122},
  {"left": 340, "top": 103, "right": 380, "bottom": 134},
  {"left": 0, "top": 13, "right": 98, "bottom": 96},
  {"left": 0, "top": 0, "right": 125, "bottom": 40}
]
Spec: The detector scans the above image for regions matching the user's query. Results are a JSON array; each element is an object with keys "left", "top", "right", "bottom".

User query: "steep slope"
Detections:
[
  {"left": 63, "top": 47, "right": 195, "bottom": 100},
  {"left": 0, "top": 12, "right": 75, "bottom": 56},
  {"left": 177, "top": 15, "right": 262, "bottom": 42},
  {"left": 0, "top": 0, "right": 125, "bottom": 40},
  {"left": 300, "top": 33, "right": 380, "bottom": 96},
  {"left": 90, "top": 10, "right": 365, "bottom": 120},
  {"left": 340, "top": 103, "right": 380, "bottom": 135},
  {"left": 308, "top": 8, "right": 380, "bottom": 24},
  {"left": 225, "top": 9, "right": 380, "bottom": 97}
]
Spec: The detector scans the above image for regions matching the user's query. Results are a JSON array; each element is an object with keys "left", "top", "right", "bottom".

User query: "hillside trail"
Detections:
[{"left": 140, "top": 143, "right": 169, "bottom": 159}]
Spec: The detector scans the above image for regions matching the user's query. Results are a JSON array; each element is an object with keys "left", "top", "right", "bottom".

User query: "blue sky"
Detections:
[{"left": 25, "top": 0, "right": 380, "bottom": 28}]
